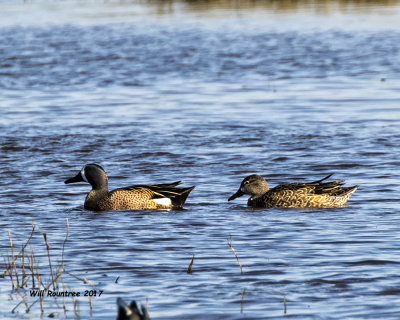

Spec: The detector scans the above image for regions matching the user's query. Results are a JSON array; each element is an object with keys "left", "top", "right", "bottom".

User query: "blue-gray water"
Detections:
[{"left": 1, "top": 1, "right": 400, "bottom": 319}]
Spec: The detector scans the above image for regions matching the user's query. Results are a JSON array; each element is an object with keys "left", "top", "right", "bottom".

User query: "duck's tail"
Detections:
[
  {"left": 310, "top": 174, "right": 359, "bottom": 198},
  {"left": 341, "top": 185, "right": 359, "bottom": 197},
  {"left": 150, "top": 185, "right": 195, "bottom": 208},
  {"left": 169, "top": 186, "right": 195, "bottom": 208}
]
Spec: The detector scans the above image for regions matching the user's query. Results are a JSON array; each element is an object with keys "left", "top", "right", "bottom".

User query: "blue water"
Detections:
[{"left": 1, "top": 1, "right": 400, "bottom": 319}]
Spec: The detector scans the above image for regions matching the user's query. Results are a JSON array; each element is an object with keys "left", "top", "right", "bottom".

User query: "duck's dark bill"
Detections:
[
  {"left": 64, "top": 172, "right": 84, "bottom": 184},
  {"left": 228, "top": 189, "right": 244, "bottom": 201}
]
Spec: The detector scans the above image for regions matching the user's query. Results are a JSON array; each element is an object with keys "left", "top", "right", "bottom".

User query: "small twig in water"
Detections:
[
  {"left": 61, "top": 218, "right": 70, "bottom": 268},
  {"left": 43, "top": 233, "right": 56, "bottom": 290},
  {"left": 241, "top": 288, "right": 246, "bottom": 314},
  {"left": 60, "top": 218, "right": 70, "bottom": 313},
  {"left": 283, "top": 294, "right": 287, "bottom": 315},
  {"left": 74, "top": 298, "right": 80, "bottom": 320},
  {"left": 8, "top": 230, "right": 18, "bottom": 288},
  {"left": 187, "top": 255, "right": 194, "bottom": 274},
  {"left": 228, "top": 236, "right": 243, "bottom": 274}
]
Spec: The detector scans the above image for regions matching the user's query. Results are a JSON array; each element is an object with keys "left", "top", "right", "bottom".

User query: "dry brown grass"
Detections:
[{"left": 2, "top": 219, "right": 96, "bottom": 318}]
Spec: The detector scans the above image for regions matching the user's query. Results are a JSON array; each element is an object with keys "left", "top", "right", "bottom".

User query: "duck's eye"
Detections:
[{"left": 244, "top": 181, "right": 250, "bottom": 185}]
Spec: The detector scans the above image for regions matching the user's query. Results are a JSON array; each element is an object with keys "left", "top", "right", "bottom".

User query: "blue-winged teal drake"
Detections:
[
  {"left": 228, "top": 174, "right": 358, "bottom": 208},
  {"left": 116, "top": 298, "right": 150, "bottom": 320},
  {"left": 64, "top": 164, "right": 195, "bottom": 211}
]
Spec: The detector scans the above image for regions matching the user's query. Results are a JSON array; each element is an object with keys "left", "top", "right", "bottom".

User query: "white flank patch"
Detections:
[
  {"left": 80, "top": 167, "right": 88, "bottom": 182},
  {"left": 154, "top": 198, "right": 172, "bottom": 207}
]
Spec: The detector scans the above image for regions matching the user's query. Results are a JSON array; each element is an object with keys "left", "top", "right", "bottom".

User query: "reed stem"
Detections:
[
  {"left": 43, "top": 233, "right": 55, "bottom": 290},
  {"left": 228, "top": 236, "right": 243, "bottom": 274},
  {"left": 187, "top": 254, "right": 194, "bottom": 274}
]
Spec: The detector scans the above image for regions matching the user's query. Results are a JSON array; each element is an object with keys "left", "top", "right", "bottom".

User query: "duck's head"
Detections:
[
  {"left": 228, "top": 174, "right": 269, "bottom": 201},
  {"left": 116, "top": 297, "right": 150, "bottom": 320},
  {"left": 64, "top": 164, "right": 108, "bottom": 190}
]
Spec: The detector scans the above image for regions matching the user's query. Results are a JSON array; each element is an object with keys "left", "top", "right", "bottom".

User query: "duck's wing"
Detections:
[
  {"left": 117, "top": 183, "right": 195, "bottom": 208},
  {"left": 309, "top": 174, "right": 333, "bottom": 184},
  {"left": 271, "top": 174, "right": 353, "bottom": 196},
  {"left": 122, "top": 181, "right": 182, "bottom": 189},
  {"left": 258, "top": 175, "right": 357, "bottom": 208},
  {"left": 308, "top": 175, "right": 353, "bottom": 196}
]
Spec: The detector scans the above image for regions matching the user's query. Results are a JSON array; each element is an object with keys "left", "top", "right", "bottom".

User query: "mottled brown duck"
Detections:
[
  {"left": 65, "top": 164, "right": 194, "bottom": 211},
  {"left": 228, "top": 174, "right": 358, "bottom": 208}
]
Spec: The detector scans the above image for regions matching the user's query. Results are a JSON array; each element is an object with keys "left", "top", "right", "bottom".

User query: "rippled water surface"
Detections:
[{"left": 1, "top": 1, "right": 400, "bottom": 319}]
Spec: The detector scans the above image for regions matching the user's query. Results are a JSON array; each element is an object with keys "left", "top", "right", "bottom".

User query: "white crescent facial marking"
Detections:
[
  {"left": 81, "top": 167, "right": 88, "bottom": 183},
  {"left": 154, "top": 198, "right": 172, "bottom": 206}
]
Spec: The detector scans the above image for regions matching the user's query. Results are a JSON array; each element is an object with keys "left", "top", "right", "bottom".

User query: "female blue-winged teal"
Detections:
[
  {"left": 228, "top": 174, "right": 358, "bottom": 208},
  {"left": 65, "top": 164, "right": 195, "bottom": 211}
]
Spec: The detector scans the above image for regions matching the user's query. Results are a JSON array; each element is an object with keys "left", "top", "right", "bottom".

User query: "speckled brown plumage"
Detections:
[
  {"left": 228, "top": 174, "right": 358, "bottom": 208},
  {"left": 65, "top": 164, "right": 194, "bottom": 211}
]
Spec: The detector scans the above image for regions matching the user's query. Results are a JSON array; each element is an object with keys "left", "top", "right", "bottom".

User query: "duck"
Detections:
[
  {"left": 228, "top": 174, "right": 358, "bottom": 208},
  {"left": 64, "top": 164, "right": 195, "bottom": 211},
  {"left": 116, "top": 297, "right": 150, "bottom": 320}
]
